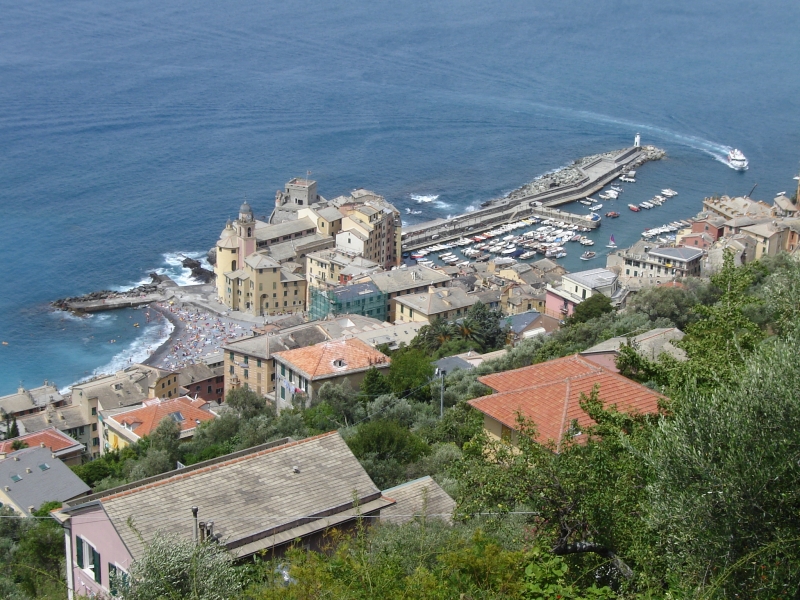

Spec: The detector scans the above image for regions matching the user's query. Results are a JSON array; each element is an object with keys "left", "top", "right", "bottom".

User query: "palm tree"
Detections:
[{"left": 455, "top": 317, "right": 485, "bottom": 349}]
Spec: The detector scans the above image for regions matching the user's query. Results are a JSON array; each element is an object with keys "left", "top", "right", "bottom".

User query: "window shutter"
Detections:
[
  {"left": 76, "top": 536, "right": 84, "bottom": 568},
  {"left": 92, "top": 547, "right": 101, "bottom": 583}
]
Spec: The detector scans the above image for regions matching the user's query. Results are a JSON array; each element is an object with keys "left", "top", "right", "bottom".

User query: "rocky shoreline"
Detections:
[{"left": 51, "top": 277, "right": 163, "bottom": 311}]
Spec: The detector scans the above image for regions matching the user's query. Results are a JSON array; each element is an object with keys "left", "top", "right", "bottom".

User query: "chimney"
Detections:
[
  {"left": 198, "top": 521, "right": 206, "bottom": 543},
  {"left": 192, "top": 507, "right": 199, "bottom": 543},
  {"left": 26, "top": 468, "right": 32, "bottom": 473}
]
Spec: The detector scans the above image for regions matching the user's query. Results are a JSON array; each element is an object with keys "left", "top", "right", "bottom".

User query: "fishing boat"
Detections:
[
  {"left": 639, "top": 202, "right": 652, "bottom": 209},
  {"left": 606, "top": 235, "right": 617, "bottom": 248},
  {"left": 519, "top": 250, "right": 537, "bottom": 260},
  {"left": 605, "top": 211, "right": 620, "bottom": 218},
  {"left": 578, "top": 200, "right": 593, "bottom": 206},
  {"left": 628, "top": 204, "right": 640, "bottom": 212},
  {"left": 661, "top": 188, "right": 678, "bottom": 197},
  {"left": 590, "top": 203, "right": 603, "bottom": 210},
  {"left": 619, "top": 176, "right": 636, "bottom": 183},
  {"left": 580, "top": 251, "right": 596, "bottom": 261}
]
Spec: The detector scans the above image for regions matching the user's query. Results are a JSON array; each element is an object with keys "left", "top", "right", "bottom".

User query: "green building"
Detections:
[{"left": 309, "top": 282, "right": 388, "bottom": 321}]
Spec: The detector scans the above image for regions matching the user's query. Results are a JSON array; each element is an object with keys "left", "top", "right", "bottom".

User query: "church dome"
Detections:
[
  {"left": 219, "top": 219, "right": 235, "bottom": 240},
  {"left": 239, "top": 201, "right": 253, "bottom": 216}
]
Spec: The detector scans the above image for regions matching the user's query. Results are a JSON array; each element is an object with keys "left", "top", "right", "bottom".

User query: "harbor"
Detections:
[{"left": 401, "top": 143, "right": 665, "bottom": 252}]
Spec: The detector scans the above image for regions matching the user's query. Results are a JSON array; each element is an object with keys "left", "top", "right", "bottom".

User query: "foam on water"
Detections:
[
  {"left": 112, "top": 251, "right": 211, "bottom": 291},
  {"left": 59, "top": 318, "right": 175, "bottom": 394},
  {"left": 411, "top": 194, "right": 439, "bottom": 203}
]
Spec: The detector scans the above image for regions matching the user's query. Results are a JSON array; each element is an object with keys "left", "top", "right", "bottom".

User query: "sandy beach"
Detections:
[{"left": 143, "top": 302, "right": 253, "bottom": 371}]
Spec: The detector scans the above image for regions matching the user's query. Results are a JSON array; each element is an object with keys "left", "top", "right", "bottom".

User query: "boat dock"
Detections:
[{"left": 401, "top": 145, "right": 663, "bottom": 252}]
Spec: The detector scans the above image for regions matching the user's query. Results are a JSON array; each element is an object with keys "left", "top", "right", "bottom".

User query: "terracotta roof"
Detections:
[
  {"left": 272, "top": 338, "right": 390, "bottom": 380},
  {"left": 108, "top": 396, "right": 215, "bottom": 439},
  {"left": 0, "top": 427, "right": 83, "bottom": 457},
  {"left": 469, "top": 355, "right": 664, "bottom": 450}
]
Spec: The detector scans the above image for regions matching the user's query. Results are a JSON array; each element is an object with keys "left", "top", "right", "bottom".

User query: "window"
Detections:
[
  {"left": 230, "top": 351, "right": 235, "bottom": 360},
  {"left": 280, "top": 387, "right": 285, "bottom": 400},
  {"left": 38, "top": 463, "right": 50, "bottom": 471},
  {"left": 207, "top": 385, "right": 213, "bottom": 393},
  {"left": 109, "top": 563, "right": 129, "bottom": 597},
  {"left": 229, "top": 365, "right": 235, "bottom": 375},
  {"left": 93, "top": 437, "right": 99, "bottom": 447},
  {"left": 76, "top": 537, "right": 101, "bottom": 584},
  {"left": 244, "top": 356, "right": 249, "bottom": 365},
  {"left": 257, "top": 358, "right": 262, "bottom": 368},
  {"left": 244, "top": 369, "right": 249, "bottom": 379},
  {"left": 169, "top": 412, "right": 184, "bottom": 423},
  {"left": 281, "top": 364, "right": 285, "bottom": 376},
  {"left": 10, "top": 473, "right": 22, "bottom": 482},
  {"left": 91, "top": 407, "right": 97, "bottom": 416},
  {"left": 92, "top": 423, "right": 97, "bottom": 432}
]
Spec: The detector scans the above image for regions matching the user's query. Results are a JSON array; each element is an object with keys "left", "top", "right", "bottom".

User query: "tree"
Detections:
[
  {"left": 345, "top": 419, "right": 430, "bottom": 488},
  {"left": 413, "top": 318, "right": 456, "bottom": 353},
  {"left": 226, "top": 387, "right": 273, "bottom": 420},
  {"left": 119, "top": 532, "right": 243, "bottom": 600},
  {"left": 316, "top": 381, "right": 363, "bottom": 426},
  {"left": 626, "top": 283, "right": 699, "bottom": 329},
  {"left": 644, "top": 330, "right": 800, "bottom": 598},
  {"left": 454, "top": 386, "right": 658, "bottom": 586},
  {"left": 149, "top": 416, "right": 182, "bottom": 463},
  {"left": 464, "top": 301, "right": 507, "bottom": 352},
  {"left": 674, "top": 250, "right": 762, "bottom": 389},
  {"left": 359, "top": 367, "right": 392, "bottom": 401},
  {"left": 8, "top": 417, "right": 19, "bottom": 439},
  {"left": 567, "top": 294, "right": 614, "bottom": 325},
  {"left": 387, "top": 347, "right": 434, "bottom": 402}
]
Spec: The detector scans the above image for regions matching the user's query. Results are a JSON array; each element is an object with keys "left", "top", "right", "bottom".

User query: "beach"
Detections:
[{"left": 143, "top": 302, "right": 254, "bottom": 371}]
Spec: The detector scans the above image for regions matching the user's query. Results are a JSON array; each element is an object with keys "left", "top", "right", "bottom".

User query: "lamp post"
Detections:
[{"left": 436, "top": 369, "right": 447, "bottom": 418}]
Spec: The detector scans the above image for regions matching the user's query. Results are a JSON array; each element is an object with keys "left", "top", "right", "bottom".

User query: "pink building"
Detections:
[{"left": 53, "top": 433, "right": 395, "bottom": 599}]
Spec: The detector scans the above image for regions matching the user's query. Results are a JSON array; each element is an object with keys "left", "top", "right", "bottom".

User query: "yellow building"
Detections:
[
  {"left": 71, "top": 364, "right": 178, "bottom": 458},
  {"left": 333, "top": 189, "right": 402, "bottom": 269},
  {"left": 392, "top": 287, "right": 477, "bottom": 324}
]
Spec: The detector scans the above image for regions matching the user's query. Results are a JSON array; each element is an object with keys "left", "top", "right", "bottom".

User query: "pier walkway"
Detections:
[{"left": 401, "top": 146, "right": 649, "bottom": 252}]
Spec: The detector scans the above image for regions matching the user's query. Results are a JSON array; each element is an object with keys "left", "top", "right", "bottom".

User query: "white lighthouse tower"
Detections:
[{"left": 634, "top": 133, "right": 641, "bottom": 148}]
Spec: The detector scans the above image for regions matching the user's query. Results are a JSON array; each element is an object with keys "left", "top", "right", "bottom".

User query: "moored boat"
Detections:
[
  {"left": 580, "top": 251, "right": 596, "bottom": 261},
  {"left": 605, "top": 211, "right": 620, "bottom": 218},
  {"left": 628, "top": 204, "right": 640, "bottom": 212}
]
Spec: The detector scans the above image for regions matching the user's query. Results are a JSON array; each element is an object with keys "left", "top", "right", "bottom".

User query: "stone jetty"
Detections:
[{"left": 401, "top": 145, "right": 664, "bottom": 252}]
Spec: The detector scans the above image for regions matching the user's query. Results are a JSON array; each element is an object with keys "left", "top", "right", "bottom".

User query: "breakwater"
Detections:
[{"left": 401, "top": 145, "right": 665, "bottom": 251}]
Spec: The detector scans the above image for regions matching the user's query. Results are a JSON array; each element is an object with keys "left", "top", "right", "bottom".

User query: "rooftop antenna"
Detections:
[{"left": 746, "top": 183, "right": 758, "bottom": 198}]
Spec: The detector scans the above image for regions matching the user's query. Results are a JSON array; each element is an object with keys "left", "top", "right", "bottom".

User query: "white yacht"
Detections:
[{"left": 727, "top": 149, "right": 749, "bottom": 171}]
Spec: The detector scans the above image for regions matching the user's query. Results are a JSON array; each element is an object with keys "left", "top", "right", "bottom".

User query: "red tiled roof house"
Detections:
[
  {"left": 468, "top": 354, "right": 664, "bottom": 451},
  {"left": 271, "top": 337, "right": 390, "bottom": 410}
]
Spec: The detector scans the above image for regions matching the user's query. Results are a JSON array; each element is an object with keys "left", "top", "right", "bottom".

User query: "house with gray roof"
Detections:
[
  {"left": 545, "top": 268, "right": 620, "bottom": 318},
  {"left": 392, "top": 287, "right": 477, "bottom": 324},
  {"left": 581, "top": 327, "right": 686, "bottom": 371},
  {"left": 0, "top": 446, "right": 90, "bottom": 516},
  {"left": 608, "top": 242, "right": 704, "bottom": 281},
  {"left": 54, "top": 433, "right": 394, "bottom": 599},
  {"left": 381, "top": 476, "right": 456, "bottom": 524}
]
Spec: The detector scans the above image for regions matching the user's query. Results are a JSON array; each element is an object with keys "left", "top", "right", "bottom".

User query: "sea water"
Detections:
[{"left": 1, "top": 0, "right": 799, "bottom": 394}]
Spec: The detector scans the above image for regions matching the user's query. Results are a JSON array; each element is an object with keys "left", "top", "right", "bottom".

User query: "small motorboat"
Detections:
[
  {"left": 605, "top": 211, "right": 620, "bottom": 218},
  {"left": 580, "top": 251, "right": 597, "bottom": 261},
  {"left": 628, "top": 204, "right": 640, "bottom": 212}
]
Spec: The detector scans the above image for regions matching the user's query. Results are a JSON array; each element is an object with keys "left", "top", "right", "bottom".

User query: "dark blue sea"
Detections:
[{"left": 2, "top": 0, "right": 799, "bottom": 394}]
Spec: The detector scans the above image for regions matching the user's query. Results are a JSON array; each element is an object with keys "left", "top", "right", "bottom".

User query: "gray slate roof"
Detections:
[
  {"left": 64, "top": 433, "right": 391, "bottom": 559},
  {"left": 648, "top": 247, "right": 704, "bottom": 262},
  {"left": 369, "top": 266, "right": 451, "bottom": 294},
  {"left": 502, "top": 311, "right": 541, "bottom": 334},
  {"left": 0, "top": 447, "right": 90, "bottom": 515},
  {"left": 581, "top": 327, "right": 687, "bottom": 362},
  {"left": 434, "top": 356, "right": 474, "bottom": 374},
  {"left": 381, "top": 476, "right": 455, "bottom": 524}
]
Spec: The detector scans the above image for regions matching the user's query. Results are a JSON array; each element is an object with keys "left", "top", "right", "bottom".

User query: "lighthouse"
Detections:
[{"left": 634, "top": 133, "right": 641, "bottom": 148}]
